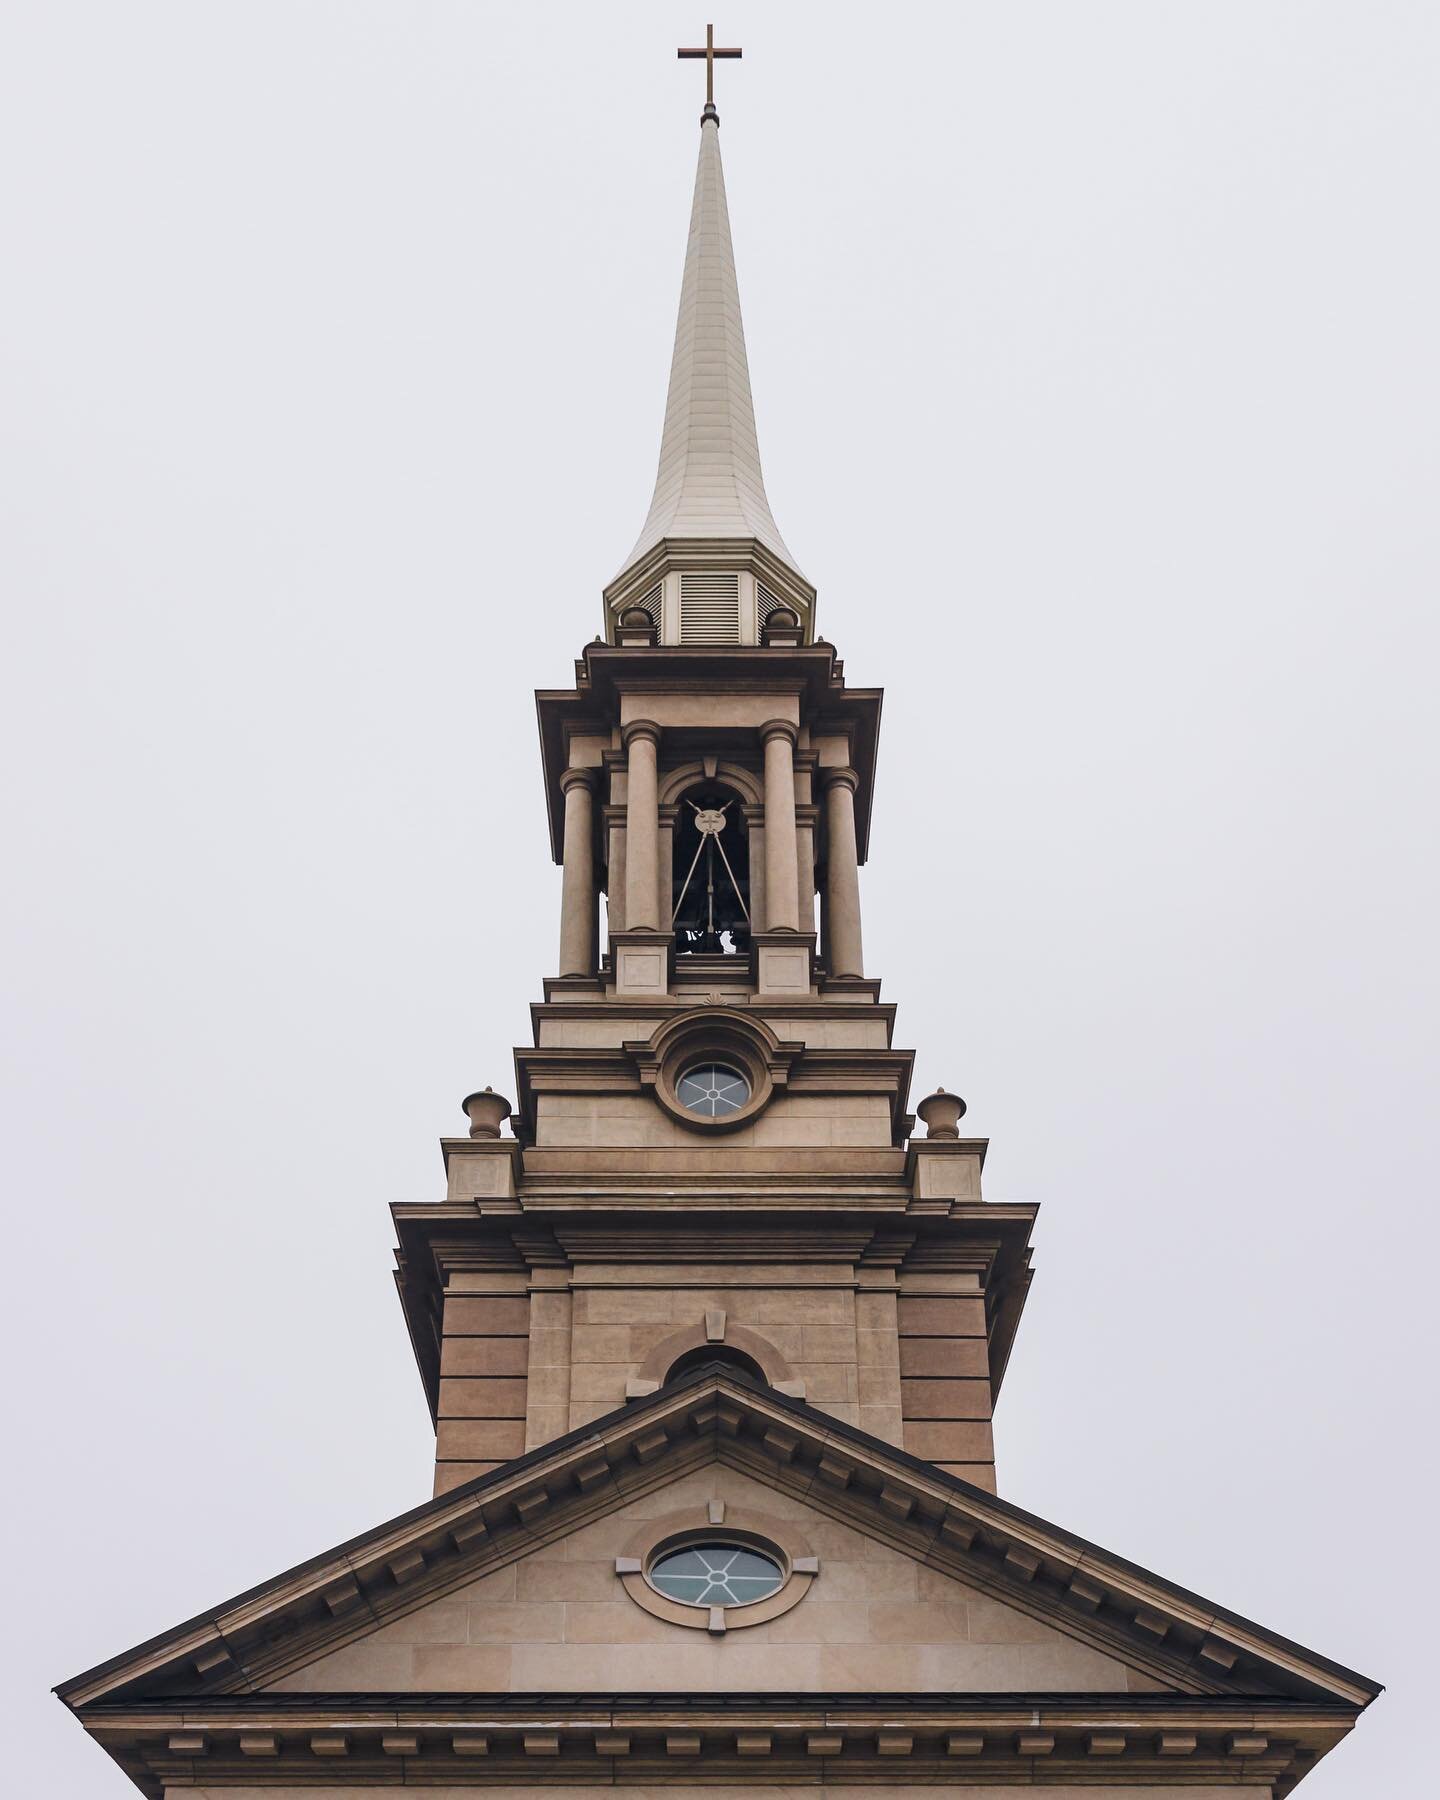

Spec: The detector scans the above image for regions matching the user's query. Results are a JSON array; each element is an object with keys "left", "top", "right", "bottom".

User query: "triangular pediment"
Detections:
[
  {"left": 266, "top": 1458, "right": 1169, "bottom": 1697},
  {"left": 59, "top": 1365, "right": 1376, "bottom": 1714}
]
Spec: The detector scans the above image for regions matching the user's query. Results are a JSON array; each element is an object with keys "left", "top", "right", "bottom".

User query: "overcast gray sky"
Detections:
[{"left": 3, "top": 2, "right": 1435, "bottom": 1790}]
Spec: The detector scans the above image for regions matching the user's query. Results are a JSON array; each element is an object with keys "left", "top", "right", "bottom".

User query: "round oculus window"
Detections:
[
  {"left": 676, "top": 1063, "right": 751, "bottom": 1117},
  {"left": 648, "top": 1541, "right": 783, "bottom": 1606}
]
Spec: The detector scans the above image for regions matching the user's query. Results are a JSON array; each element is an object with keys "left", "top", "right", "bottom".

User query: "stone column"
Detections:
[
  {"left": 760, "top": 720, "right": 800, "bottom": 932},
  {"left": 822, "top": 766, "right": 864, "bottom": 977},
  {"left": 657, "top": 803, "right": 678, "bottom": 933},
  {"left": 622, "top": 721, "right": 662, "bottom": 931},
  {"left": 557, "top": 769, "right": 597, "bottom": 976}
]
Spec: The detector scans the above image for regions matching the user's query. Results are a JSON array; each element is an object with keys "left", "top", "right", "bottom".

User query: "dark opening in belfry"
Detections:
[
  {"left": 665, "top": 1344, "right": 766, "bottom": 1384},
  {"left": 671, "top": 784, "right": 751, "bottom": 955}
]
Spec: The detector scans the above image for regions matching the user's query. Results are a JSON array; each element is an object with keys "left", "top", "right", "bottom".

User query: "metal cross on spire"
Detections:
[{"left": 677, "top": 22, "right": 742, "bottom": 122}]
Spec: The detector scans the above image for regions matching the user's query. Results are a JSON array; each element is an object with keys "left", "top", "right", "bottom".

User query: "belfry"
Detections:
[{"left": 59, "top": 30, "right": 1378, "bottom": 1798}]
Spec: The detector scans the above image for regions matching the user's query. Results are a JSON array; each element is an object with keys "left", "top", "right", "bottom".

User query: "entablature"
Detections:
[{"left": 536, "top": 641, "right": 881, "bottom": 866}]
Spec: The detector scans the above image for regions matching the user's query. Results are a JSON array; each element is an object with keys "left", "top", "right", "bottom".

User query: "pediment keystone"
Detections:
[
  {"left": 938, "top": 1509, "right": 978, "bottom": 1550},
  {"left": 1198, "top": 1634, "right": 1240, "bottom": 1671},
  {"left": 320, "top": 1574, "right": 362, "bottom": 1616},
  {"left": 513, "top": 1488, "right": 550, "bottom": 1524},
  {"left": 1004, "top": 1544, "right": 1041, "bottom": 1581},
  {"left": 1066, "top": 1570, "right": 1105, "bottom": 1611},
  {"left": 449, "top": 1510, "right": 488, "bottom": 1553},
  {"left": 762, "top": 1425, "right": 799, "bottom": 1462},
  {"left": 879, "top": 1482, "right": 914, "bottom": 1519},
  {"left": 387, "top": 1547, "right": 426, "bottom": 1585},
  {"left": 817, "top": 1451, "right": 854, "bottom": 1487},
  {"left": 1227, "top": 1732, "right": 1269, "bottom": 1755},
  {"left": 192, "top": 1643, "right": 235, "bottom": 1680}
]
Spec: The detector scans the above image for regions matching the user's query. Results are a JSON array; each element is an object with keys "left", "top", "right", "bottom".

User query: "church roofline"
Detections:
[{"left": 57, "top": 1363, "right": 1381, "bottom": 1719}]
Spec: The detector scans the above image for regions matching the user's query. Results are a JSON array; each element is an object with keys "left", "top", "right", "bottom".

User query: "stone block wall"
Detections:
[
  {"left": 898, "top": 1285, "right": 995, "bottom": 1486},
  {"left": 433, "top": 1266, "right": 997, "bottom": 1497}
]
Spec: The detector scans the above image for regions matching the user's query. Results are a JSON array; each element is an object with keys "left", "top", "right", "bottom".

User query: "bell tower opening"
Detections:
[{"left": 670, "top": 783, "right": 751, "bottom": 955}]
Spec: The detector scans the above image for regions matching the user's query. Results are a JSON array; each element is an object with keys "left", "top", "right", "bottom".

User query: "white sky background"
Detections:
[{"left": 2, "top": 1, "right": 1435, "bottom": 1789}]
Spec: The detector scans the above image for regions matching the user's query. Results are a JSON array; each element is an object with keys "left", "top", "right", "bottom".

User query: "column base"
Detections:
[
  {"left": 749, "top": 930, "right": 817, "bottom": 998},
  {"left": 609, "top": 929, "right": 674, "bottom": 997}
]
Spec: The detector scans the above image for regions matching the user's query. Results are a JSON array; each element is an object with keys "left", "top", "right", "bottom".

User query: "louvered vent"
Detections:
[
  {"left": 757, "top": 581, "right": 792, "bottom": 626},
  {"left": 631, "top": 581, "right": 663, "bottom": 628},
  {"left": 679, "top": 572, "right": 741, "bottom": 644}
]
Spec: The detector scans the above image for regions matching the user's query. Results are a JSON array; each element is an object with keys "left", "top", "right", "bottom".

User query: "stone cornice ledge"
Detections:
[{"left": 81, "top": 1694, "right": 1362, "bottom": 1799}]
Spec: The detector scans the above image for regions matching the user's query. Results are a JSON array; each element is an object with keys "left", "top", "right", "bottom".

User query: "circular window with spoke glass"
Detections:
[
  {"left": 616, "top": 1504, "right": 818, "bottom": 1631},
  {"left": 676, "top": 1063, "right": 751, "bottom": 1118},
  {"left": 649, "top": 1541, "right": 784, "bottom": 1606}
]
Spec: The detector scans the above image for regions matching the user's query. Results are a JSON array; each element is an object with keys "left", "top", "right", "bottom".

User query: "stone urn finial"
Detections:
[
  {"left": 462, "top": 1087, "right": 513, "bottom": 1139},
  {"left": 916, "top": 1087, "right": 967, "bottom": 1140},
  {"left": 617, "top": 606, "right": 657, "bottom": 646}
]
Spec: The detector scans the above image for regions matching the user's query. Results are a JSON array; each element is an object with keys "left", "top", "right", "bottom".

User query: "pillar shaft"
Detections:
[
  {"left": 623, "top": 722, "right": 662, "bottom": 931},
  {"left": 557, "top": 769, "right": 597, "bottom": 976},
  {"left": 823, "top": 768, "right": 864, "bottom": 977},
  {"left": 761, "top": 721, "right": 800, "bottom": 932}
]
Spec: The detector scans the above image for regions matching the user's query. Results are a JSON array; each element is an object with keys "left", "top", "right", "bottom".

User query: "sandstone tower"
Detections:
[{"left": 59, "top": 35, "right": 1379, "bottom": 1798}]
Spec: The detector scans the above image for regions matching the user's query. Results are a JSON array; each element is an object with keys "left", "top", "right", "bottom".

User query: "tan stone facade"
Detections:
[
  {"left": 276, "top": 1466, "right": 1153, "bottom": 1695},
  {"left": 56, "top": 52, "right": 1378, "bottom": 1800}
]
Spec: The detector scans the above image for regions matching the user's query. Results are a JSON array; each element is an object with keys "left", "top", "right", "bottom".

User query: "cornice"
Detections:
[
  {"left": 81, "top": 1693, "right": 1363, "bottom": 1798},
  {"left": 535, "top": 645, "right": 881, "bottom": 865}
]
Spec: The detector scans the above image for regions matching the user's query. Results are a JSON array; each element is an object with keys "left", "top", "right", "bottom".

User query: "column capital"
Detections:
[
  {"left": 820, "top": 764, "right": 860, "bottom": 794},
  {"left": 559, "top": 766, "right": 599, "bottom": 796},
  {"left": 621, "top": 719, "right": 663, "bottom": 750},
  {"left": 758, "top": 717, "right": 799, "bottom": 748}
]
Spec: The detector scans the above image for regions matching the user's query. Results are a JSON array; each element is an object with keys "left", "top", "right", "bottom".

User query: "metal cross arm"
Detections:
[{"left": 678, "top": 22, "right": 742, "bottom": 111}]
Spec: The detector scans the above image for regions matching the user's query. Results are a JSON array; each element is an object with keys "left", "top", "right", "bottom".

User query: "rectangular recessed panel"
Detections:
[{"left": 680, "top": 572, "right": 741, "bottom": 643}]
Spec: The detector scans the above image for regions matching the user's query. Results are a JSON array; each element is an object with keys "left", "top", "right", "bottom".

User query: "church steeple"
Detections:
[
  {"left": 58, "top": 35, "right": 1382, "bottom": 1795},
  {"left": 605, "top": 95, "right": 813, "bottom": 643}
]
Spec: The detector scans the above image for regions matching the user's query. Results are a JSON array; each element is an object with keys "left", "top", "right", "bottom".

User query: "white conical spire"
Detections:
[{"left": 616, "top": 113, "right": 803, "bottom": 584}]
